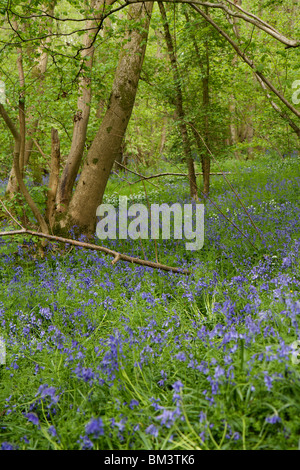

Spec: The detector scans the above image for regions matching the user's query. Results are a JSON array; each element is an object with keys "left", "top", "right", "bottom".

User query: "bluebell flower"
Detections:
[
  {"left": 85, "top": 417, "right": 104, "bottom": 438},
  {"left": 214, "top": 366, "right": 225, "bottom": 379},
  {"left": 0, "top": 442, "right": 15, "bottom": 450},
  {"left": 150, "top": 397, "right": 162, "bottom": 411},
  {"left": 48, "top": 425, "right": 57, "bottom": 437},
  {"left": 172, "top": 380, "right": 184, "bottom": 393},
  {"left": 23, "top": 412, "right": 40, "bottom": 427},
  {"left": 263, "top": 372, "right": 273, "bottom": 391},
  {"left": 174, "top": 352, "right": 186, "bottom": 361},
  {"left": 156, "top": 409, "right": 178, "bottom": 428},
  {"left": 129, "top": 399, "right": 139, "bottom": 409},
  {"left": 145, "top": 424, "right": 159, "bottom": 437},
  {"left": 79, "top": 435, "right": 94, "bottom": 450},
  {"left": 265, "top": 415, "right": 281, "bottom": 424}
]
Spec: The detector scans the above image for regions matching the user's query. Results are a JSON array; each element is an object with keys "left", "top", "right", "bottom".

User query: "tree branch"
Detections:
[
  {"left": 0, "top": 104, "right": 49, "bottom": 235},
  {"left": 114, "top": 161, "right": 159, "bottom": 188},
  {"left": 0, "top": 228, "right": 190, "bottom": 275},
  {"left": 191, "top": 4, "right": 300, "bottom": 120},
  {"left": 0, "top": 104, "right": 20, "bottom": 141},
  {"left": 131, "top": 171, "right": 230, "bottom": 184}
]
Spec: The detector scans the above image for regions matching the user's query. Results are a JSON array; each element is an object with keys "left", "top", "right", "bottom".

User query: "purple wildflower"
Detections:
[
  {"left": 48, "top": 426, "right": 57, "bottom": 437},
  {"left": 145, "top": 424, "right": 159, "bottom": 437},
  {"left": 155, "top": 409, "right": 179, "bottom": 428},
  {"left": 265, "top": 415, "right": 281, "bottom": 424},
  {"left": 79, "top": 435, "right": 94, "bottom": 450},
  {"left": 1, "top": 442, "right": 15, "bottom": 450},
  {"left": 214, "top": 366, "right": 225, "bottom": 379},
  {"left": 172, "top": 380, "right": 184, "bottom": 393},
  {"left": 174, "top": 352, "right": 186, "bottom": 361},
  {"left": 129, "top": 399, "right": 139, "bottom": 409},
  {"left": 263, "top": 372, "right": 273, "bottom": 391},
  {"left": 23, "top": 412, "right": 40, "bottom": 427},
  {"left": 85, "top": 417, "right": 104, "bottom": 438}
]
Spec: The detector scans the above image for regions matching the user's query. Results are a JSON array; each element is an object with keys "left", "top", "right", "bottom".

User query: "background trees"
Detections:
[{"left": 0, "top": 0, "right": 299, "bottom": 236}]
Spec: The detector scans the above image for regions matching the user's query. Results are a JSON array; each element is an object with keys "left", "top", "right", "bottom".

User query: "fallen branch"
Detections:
[{"left": 0, "top": 228, "right": 190, "bottom": 275}]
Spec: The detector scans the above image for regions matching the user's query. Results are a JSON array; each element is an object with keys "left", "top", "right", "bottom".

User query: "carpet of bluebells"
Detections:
[{"left": 0, "top": 156, "right": 300, "bottom": 450}]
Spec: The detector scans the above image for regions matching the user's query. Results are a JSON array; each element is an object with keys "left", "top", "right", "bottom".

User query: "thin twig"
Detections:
[
  {"left": 32, "top": 138, "right": 48, "bottom": 159},
  {"left": 0, "top": 198, "right": 23, "bottom": 228},
  {"left": 132, "top": 171, "right": 230, "bottom": 184},
  {"left": 114, "top": 161, "right": 159, "bottom": 188}
]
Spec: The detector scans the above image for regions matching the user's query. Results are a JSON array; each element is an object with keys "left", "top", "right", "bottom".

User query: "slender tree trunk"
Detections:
[
  {"left": 185, "top": 12, "right": 210, "bottom": 196},
  {"left": 227, "top": 2, "right": 242, "bottom": 161},
  {"left": 5, "top": 39, "right": 26, "bottom": 195},
  {"left": 46, "top": 129, "right": 60, "bottom": 230},
  {"left": 201, "top": 31, "right": 211, "bottom": 195},
  {"left": 185, "top": 9, "right": 211, "bottom": 196},
  {"left": 16, "top": 46, "right": 26, "bottom": 176},
  {"left": 229, "top": 96, "right": 241, "bottom": 160},
  {"left": 6, "top": 2, "right": 56, "bottom": 195},
  {"left": 159, "top": 116, "right": 168, "bottom": 154},
  {"left": 56, "top": 0, "right": 110, "bottom": 214},
  {"left": 57, "top": 2, "right": 153, "bottom": 234},
  {"left": 159, "top": 2, "right": 198, "bottom": 200},
  {"left": 114, "top": 139, "right": 126, "bottom": 172},
  {"left": 0, "top": 104, "right": 49, "bottom": 234}
]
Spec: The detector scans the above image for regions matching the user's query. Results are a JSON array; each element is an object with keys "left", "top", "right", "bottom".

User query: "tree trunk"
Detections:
[
  {"left": 227, "top": 1, "right": 242, "bottom": 161},
  {"left": 202, "top": 47, "right": 211, "bottom": 196},
  {"left": 57, "top": 2, "right": 153, "bottom": 234},
  {"left": 185, "top": 8, "right": 211, "bottom": 196},
  {"left": 5, "top": 41, "right": 26, "bottom": 195},
  {"left": 46, "top": 129, "right": 60, "bottom": 230},
  {"left": 159, "top": 2, "right": 198, "bottom": 200},
  {"left": 0, "top": 103, "right": 49, "bottom": 235},
  {"left": 114, "top": 139, "right": 126, "bottom": 172},
  {"left": 6, "top": 2, "right": 56, "bottom": 195},
  {"left": 159, "top": 116, "right": 168, "bottom": 155},
  {"left": 56, "top": 0, "right": 110, "bottom": 214}
]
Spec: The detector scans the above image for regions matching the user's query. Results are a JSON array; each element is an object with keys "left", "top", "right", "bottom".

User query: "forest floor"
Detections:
[{"left": 0, "top": 154, "right": 300, "bottom": 450}]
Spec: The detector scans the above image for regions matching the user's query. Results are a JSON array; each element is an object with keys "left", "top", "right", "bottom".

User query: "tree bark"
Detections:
[
  {"left": 159, "top": 116, "right": 168, "bottom": 155},
  {"left": 46, "top": 128, "right": 60, "bottom": 230},
  {"left": 159, "top": 2, "right": 198, "bottom": 200},
  {"left": 5, "top": 39, "right": 26, "bottom": 195},
  {"left": 58, "top": 2, "right": 153, "bottom": 234},
  {"left": 56, "top": 0, "right": 111, "bottom": 214},
  {"left": 184, "top": 9, "right": 211, "bottom": 195},
  {"left": 6, "top": 2, "right": 56, "bottom": 195},
  {"left": 0, "top": 104, "right": 49, "bottom": 234}
]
